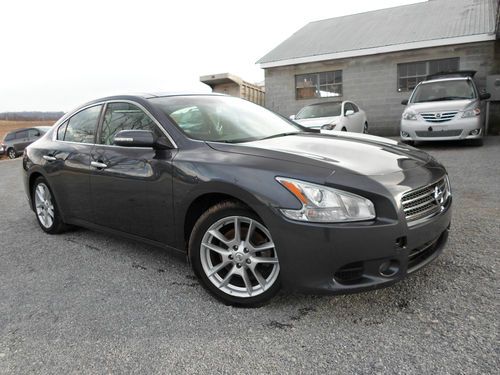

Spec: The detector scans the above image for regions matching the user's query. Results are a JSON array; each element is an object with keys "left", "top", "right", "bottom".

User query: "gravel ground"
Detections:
[{"left": 0, "top": 138, "right": 498, "bottom": 374}]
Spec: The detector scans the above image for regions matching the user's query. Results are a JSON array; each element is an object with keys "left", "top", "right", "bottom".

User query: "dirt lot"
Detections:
[
  {"left": 0, "top": 137, "right": 498, "bottom": 373},
  {"left": 0, "top": 121, "right": 55, "bottom": 160}
]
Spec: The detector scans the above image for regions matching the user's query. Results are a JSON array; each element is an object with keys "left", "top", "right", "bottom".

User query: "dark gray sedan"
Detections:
[{"left": 23, "top": 94, "right": 452, "bottom": 306}]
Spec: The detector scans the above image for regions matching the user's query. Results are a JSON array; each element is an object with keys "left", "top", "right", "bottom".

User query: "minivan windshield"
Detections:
[
  {"left": 149, "top": 96, "right": 302, "bottom": 143},
  {"left": 411, "top": 80, "right": 476, "bottom": 103},
  {"left": 295, "top": 102, "right": 342, "bottom": 120}
]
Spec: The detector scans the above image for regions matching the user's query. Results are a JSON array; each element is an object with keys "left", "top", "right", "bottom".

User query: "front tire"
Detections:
[
  {"left": 363, "top": 123, "right": 368, "bottom": 134},
  {"left": 189, "top": 201, "right": 281, "bottom": 307},
  {"left": 7, "top": 148, "right": 16, "bottom": 159},
  {"left": 32, "top": 177, "right": 67, "bottom": 234}
]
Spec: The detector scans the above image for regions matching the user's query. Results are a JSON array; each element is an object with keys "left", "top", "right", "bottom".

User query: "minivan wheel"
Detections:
[
  {"left": 32, "top": 177, "right": 67, "bottom": 234},
  {"left": 189, "top": 201, "right": 280, "bottom": 307},
  {"left": 7, "top": 148, "right": 16, "bottom": 159}
]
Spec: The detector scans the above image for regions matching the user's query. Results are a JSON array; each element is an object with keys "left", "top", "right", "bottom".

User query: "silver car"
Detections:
[
  {"left": 291, "top": 101, "right": 368, "bottom": 134},
  {"left": 400, "top": 72, "right": 490, "bottom": 146}
]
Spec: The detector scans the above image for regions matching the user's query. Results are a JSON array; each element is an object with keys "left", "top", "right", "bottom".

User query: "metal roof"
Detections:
[{"left": 258, "top": 0, "right": 498, "bottom": 68}]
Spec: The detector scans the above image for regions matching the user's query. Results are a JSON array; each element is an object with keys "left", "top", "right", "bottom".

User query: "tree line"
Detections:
[{"left": 0, "top": 111, "right": 65, "bottom": 121}]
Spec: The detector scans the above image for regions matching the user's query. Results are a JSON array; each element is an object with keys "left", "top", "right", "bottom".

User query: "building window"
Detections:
[
  {"left": 397, "top": 58, "right": 459, "bottom": 91},
  {"left": 296, "top": 70, "right": 342, "bottom": 99}
]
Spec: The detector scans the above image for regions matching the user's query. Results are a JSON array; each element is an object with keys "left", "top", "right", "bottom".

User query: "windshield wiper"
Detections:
[{"left": 258, "top": 132, "right": 302, "bottom": 141}]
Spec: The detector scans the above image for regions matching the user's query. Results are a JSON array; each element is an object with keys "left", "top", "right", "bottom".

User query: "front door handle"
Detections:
[
  {"left": 90, "top": 161, "right": 108, "bottom": 169},
  {"left": 43, "top": 155, "right": 57, "bottom": 161}
]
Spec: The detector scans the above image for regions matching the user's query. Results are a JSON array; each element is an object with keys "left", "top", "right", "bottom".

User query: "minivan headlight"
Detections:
[
  {"left": 402, "top": 111, "right": 417, "bottom": 120},
  {"left": 276, "top": 177, "right": 376, "bottom": 222},
  {"left": 462, "top": 107, "right": 480, "bottom": 118}
]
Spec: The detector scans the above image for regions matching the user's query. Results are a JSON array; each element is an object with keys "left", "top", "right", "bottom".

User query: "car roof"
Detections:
[{"left": 304, "top": 101, "right": 344, "bottom": 107}]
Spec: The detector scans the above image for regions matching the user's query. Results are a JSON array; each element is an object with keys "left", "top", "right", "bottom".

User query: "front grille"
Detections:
[
  {"left": 420, "top": 111, "right": 458, "bottom": 123},
  {"left": 415, "top": 129, "right": 462, "bottom": 137},
  {"left": 402, "top": 178, "right": 449, "bottom": 223}
]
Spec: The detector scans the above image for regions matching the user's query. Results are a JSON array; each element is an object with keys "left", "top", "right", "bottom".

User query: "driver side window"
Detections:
[{"left": 100, "top": 102, "right": 163, "bottom": 145}]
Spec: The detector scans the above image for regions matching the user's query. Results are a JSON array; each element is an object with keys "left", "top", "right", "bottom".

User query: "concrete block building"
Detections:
[{"left": 258, "top": 0, "right": 500, "bottom": 135}]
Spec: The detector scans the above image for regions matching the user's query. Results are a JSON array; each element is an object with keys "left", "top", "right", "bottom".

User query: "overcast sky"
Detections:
[{"left": 0, "top": 0, "right": 425, "bottom": 112}]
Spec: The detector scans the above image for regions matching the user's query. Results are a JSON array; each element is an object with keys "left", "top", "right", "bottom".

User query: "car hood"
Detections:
[
  {"left": 208, "top": 133, "right": 433, "bottom": 176},
  {"left": 294, "top": 116, "right": 340, "bottom": 129},
  {"left": 406, "top": 99, "right": 476, "bottom": 113}
]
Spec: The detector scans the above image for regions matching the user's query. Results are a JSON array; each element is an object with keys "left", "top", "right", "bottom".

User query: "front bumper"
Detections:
[
  {"left": 400, "top": 116, "right": 482, "bottom": 141},
  {"left": 268, "top": 201, "right": 452, "bottom": 294}
]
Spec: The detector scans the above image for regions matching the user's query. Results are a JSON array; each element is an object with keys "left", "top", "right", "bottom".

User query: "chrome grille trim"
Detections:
[
  {"left": 420, "top": 111, "right": 458, "bottom": 123},
  {"left": 402, "top": 177, "right": 450, "bottom": 223}
]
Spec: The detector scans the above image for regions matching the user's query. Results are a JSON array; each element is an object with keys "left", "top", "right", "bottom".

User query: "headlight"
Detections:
[
  {"left": 321, "top": 124, "right": 336, "bottom": 130},
  {"left": 462, "top": 107, "right": 480, "bottom": 118},
  {"left": 402, "top": 111, "right": 417, "bottom": 120},
  {"left": 276, "top": 177, "right": 376, "bottom": 222}
]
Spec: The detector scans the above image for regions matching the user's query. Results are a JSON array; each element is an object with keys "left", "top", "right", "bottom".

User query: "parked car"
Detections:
[
  {"left": 23, "top": 94, "right": 452, "bottom": 306},
  {"left": 400, "top": 71, "right": 490, "bottom": 146},
  {"left": 1, "top": 126, "right": 51, "bottom": 159},
  {"left": 290, "top": 101, "right": 368, "bottom": 133}
]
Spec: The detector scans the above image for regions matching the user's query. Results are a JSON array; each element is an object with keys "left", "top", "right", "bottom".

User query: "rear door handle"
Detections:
[
  {"left": 43, "top": 155, "right": 56, "bottom": 161},
  {"left": 91, "top": 161, "right": 108, "bottom": 169}
]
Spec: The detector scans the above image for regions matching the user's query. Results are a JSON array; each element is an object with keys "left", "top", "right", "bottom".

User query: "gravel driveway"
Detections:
[{"left": 0, "top": 138, "right": 498, "bottom": 374}]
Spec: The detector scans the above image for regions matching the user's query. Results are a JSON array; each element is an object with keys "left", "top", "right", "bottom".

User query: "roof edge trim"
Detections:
[{"left": 258, "top": 33, "right": 496, "bottom": 68}]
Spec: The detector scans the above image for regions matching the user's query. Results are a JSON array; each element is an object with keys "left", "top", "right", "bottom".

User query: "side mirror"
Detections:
[
  {"left": 345, "top": 110, "right": 354, "bottom": 116},
  {"left": 289, "top": 115, "right": 296, "bottom": 120},
  {"left": 479, "top": 92, "right": 491, "bottom": 100},
  {"left": 113, "top": 129, "right": 173, "bottom": 149},
  {"left": 401, "top": 99, "right": 409, "bottom": 105}
]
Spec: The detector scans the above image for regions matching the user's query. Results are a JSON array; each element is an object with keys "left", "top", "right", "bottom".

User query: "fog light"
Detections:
[
  {"left": 469, "top": 129, "right": 480, "bottom": 136},
  {"left": 379, "top": 260, "right": 400, "bottom": 277},
  {"left": 401, "top": 131, "right": 410, "bottom": 138}
]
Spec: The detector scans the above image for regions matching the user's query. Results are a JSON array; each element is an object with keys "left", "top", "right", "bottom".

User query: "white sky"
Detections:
[{"left": 0, "top": 0, "right": 425, "bottom": 112}]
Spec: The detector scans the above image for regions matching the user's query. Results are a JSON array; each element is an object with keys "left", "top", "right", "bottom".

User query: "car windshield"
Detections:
[
  {"left": 149, "top": 96, "right": 301, "bottom": 143},
  {"left": 411, "top": 80, "right": 476, "bottom": 103},
  {"left": 295, "top": 103, "right": 342, "bottom": 120}
]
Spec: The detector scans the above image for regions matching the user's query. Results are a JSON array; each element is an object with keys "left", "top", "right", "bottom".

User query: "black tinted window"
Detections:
[
  {"left": 344, "top": 103, "right": 354, "bottom": 115},
  {"left": 16, "top": 130, "right": 28, "bottom": 139},
  {"left": 100, "top": 102, "right": 162, "bottom": 145},
  {"left": 64, "top": 105, "right": 102, "bottom": 143},
  {"left": 4, "top": 133, "right": 15, "bottom": 141}
]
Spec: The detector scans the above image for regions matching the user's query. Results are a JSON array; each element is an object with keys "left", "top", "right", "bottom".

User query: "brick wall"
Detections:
[{"left": 264, "top": 41, "right": 499, "bottom": 136}]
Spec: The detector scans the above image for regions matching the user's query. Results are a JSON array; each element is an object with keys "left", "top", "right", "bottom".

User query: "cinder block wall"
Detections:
[{"left": 264, "top": 41, "right": 498, "bottom": 136}]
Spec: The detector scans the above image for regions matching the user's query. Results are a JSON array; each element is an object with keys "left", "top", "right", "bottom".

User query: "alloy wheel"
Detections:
[
  {"left": 35, "top": 183, "right": 55, "bottom": 229},
  {"left": 8, "top": 149, "right": 16, "bottom": 159},
  {"left": 200, "top": 216, "right": 279, "bottom": 298}
]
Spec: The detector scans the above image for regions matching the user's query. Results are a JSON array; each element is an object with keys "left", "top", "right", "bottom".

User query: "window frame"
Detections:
[
  {"left": 97, "top": 102, "right": 165, "bottom": 146},
  {"left": 397, "top": 58, "right": 460, "bottom": 92},
  {"left": 295, "top": 70, "right": 343, "bottom": 100},
  {"left": 53, "top": 100, "right": 177, "bottom": 148}
]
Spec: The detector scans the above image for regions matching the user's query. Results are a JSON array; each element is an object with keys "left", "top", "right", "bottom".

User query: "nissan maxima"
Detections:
[{"left": 23, "top": 94, "right": 452, "bottom": 306}]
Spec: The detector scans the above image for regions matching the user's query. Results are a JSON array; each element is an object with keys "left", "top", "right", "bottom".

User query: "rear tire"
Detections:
[
  {"left": 7, "top": 148, "right": 16, "bottom": 159},
  {"left": 189, "top": 201, "right": 281, "bottom": 307},
  {"left": 32, "top": 176, "right": 67, "bottom": 234}
]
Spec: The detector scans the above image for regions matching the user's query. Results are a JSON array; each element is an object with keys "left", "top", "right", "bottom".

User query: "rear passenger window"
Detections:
[
  {"left": 64, "top": 105, "right": 102, "bottom": 143},
  {"left": 99, "top": 102, "right": 163, "bottom": 145},
  {"left": 16, "top": 130, "right": 28, "bottom": 139}
]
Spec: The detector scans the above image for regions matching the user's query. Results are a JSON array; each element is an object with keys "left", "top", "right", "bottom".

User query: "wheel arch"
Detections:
[{"left": 177, "top": 182, "right": 274, "bottom": 252}]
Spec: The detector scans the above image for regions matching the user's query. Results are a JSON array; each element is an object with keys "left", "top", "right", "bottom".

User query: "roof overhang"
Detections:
[{"left": 259, "top": 33, "right": 497, "bottom": 69}]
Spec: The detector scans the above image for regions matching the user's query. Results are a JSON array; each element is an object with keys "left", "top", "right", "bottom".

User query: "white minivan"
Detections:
[{"left": 400, "top": 71, "right": 490, "bottom": 146}]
